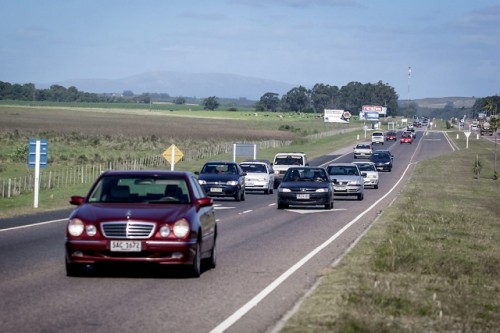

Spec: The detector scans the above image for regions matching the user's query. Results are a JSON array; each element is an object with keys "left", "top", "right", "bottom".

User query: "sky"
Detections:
[{"left": 1, "top": 0, "right": 499, "bottom": 100}]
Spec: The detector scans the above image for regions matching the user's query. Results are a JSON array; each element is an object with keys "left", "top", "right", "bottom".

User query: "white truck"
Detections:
[{"left": 272, "top": 152, "right": 308, "bottom": 188}]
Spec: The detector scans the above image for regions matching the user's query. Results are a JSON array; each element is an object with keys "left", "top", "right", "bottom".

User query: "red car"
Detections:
[
  {"left": 65, "top": 170, "right": 217, "bottom": 277},
  {"left": 400, "top": 132, "right": 413, "bottom": 144},
  {"left": 386, "top": 131, "right": 397, "bottom": 141}
]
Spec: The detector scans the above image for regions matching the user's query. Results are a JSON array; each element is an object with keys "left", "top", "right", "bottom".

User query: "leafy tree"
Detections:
[
  {"left": 203, "top": 96, "right": 219, "bottom": 110},
  {"left": 310, "top": 83, "right": 339, "bottom": 112},
  {"left": 123, "top": 90, "right": 134, "bottom": 97},
  {"left": 174, "top": 97, "right": 186, "bottom": 105},
  {"left": 281, "top": 86, "right": 310, "bottom": 113},
  {"left": 256, "top": 92, "right": 280, "bottom": 112}
]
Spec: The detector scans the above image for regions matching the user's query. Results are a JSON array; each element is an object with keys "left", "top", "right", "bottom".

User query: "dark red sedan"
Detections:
[
  {"left": 386, "top": 131, "right": 397, "bottom": 141},
  {"left": 65, "top": 170, "right": 217, "bottom": 277}
]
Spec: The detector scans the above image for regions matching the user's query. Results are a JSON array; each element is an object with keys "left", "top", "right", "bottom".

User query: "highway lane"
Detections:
[{"left": 0, "top": 129, "right": 454, "bottom": 333}]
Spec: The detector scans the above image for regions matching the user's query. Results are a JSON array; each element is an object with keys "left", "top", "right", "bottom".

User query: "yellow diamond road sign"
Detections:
[{"left": 162, "top": 144, "right": 184, "bottom": 164}]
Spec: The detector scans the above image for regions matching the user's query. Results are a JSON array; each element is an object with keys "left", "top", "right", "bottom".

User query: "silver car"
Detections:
[
  {"left": 239, "top": 160, "right": 275, "bottom": 194},
  {"left": 353, "top": 161, "right": 379, "bottom": 189},
  {"left": 326, "top": 163, "right": 365, "bottom": 200}
]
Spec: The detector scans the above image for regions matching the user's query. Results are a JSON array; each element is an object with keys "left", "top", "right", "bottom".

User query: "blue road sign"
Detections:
[{"left": 28, "top": 139, "right": 48, "bottom": 168}]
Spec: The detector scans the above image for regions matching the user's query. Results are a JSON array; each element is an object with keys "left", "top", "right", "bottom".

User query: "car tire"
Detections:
[
  {"left": 65, "top": 260, "right": 88, "bottom": 277},
  {"left": 190, "top": 243, "right": 201, "bottom": 278},
  {"left": 241, "top": 190, "right": 245, "bottom": 201},
  {"left": 207, "top": 237, "right": 217, "bottom": 270},
  {"left": 357, "top": 193, "right": 364, "bottom": 201},
  {"left": 277, "top": 201, "right": 288, "bottom": 209},
  {"left": 235, "top": 190, "right": 242, "bottom": 201},
  {"left": 325, "top": 200, "right": 333, "bottom": 210},
  {"left": 374, "top": 184, "right": 379, "bottom": 189}
]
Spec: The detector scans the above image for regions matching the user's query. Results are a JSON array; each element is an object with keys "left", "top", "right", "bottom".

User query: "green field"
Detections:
[{"left": 1, "top": 104, "right": 498, "bottom": 331}]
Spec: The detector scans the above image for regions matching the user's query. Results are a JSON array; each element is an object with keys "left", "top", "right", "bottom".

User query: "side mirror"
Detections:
[
  {"left": 70, "top": 195, "right": 85, "bottom": 206},
  {"left": 361, "top": 172, "right": 367, "bottom": 177},
  {"left": 197, "top": 197, "right": 213, "bottom": 208}
]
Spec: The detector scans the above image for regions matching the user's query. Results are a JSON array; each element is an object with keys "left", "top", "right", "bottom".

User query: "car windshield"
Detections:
[
  {"left": 327, "top": 166, "right": 360, "bottom": 176},
  {"left": 240, "top": 164, "right": 266, "bottom": 173},
  {"left": 274, "top": 156, "right": 303, "bottom": 165},
  {"left": 283, "top": 168, "right": 327, "bottom": 182},
  {"left": 372, "top": 153, "right": 389, "bottom": 160},
  {"left": 88, "top": 175, "right": 190, "bottom": 204},
  {"left": 201, "top": 163, "right": 237, "bottom": 174},
  {"left": 356, "top": 164, "right": 376, "bottom": 172},
  {"left": 356, "top": 144, "right": 370, "bottom": 149}
]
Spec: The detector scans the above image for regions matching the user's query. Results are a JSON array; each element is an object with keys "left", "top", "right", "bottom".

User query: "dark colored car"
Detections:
[
  {"left": 197, "top": 161, "right": 247, "bottom": 201},
  {"left": 370, "top": 151, "right": 393, "bottom": 172},
  {"left": 65, "top": 170, "right": 217, "bottom": 277},
  {"left": 386, "top": 131, "right": 397, "bottom": 141},
  {"left": 277, "top": 167, "right": 334, "bottom": 210}
]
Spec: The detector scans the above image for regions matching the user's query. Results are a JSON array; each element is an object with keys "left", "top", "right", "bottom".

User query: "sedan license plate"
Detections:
[
  {"left": 110, "top": 240, "right": 141, "bottom": 252},
  {"left": 296, "top": 193, "right": 310, "bottom": 199},
  {"left": 210, "top": 187, "right": 223, "bottom": 193}
]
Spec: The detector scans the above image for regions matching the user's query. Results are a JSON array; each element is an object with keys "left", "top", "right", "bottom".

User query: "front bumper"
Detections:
[
  {"left": 277, "top": 192, "right": 331, "bottom": 206},
  {"left": 333, "top": 184, "right": 363, "bottom": 195},
  {"left": 202, "top": 184, "right": 240, "bottom": 197},
  {"left": 65, "top": 238, "right": 197, "bottom": 265}
]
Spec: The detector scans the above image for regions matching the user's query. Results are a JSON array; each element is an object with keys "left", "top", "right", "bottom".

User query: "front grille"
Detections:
[{"left": 101, "top": 222, "right": 155, "bottom": 239}]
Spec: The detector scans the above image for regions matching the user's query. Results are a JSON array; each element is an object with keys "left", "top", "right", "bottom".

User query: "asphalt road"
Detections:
[{"left": 0, "top": 129, "right": 455, "bottom": 333}]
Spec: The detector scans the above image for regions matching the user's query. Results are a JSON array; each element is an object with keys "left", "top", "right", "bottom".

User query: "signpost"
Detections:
[
  {"left": 162, "top": 144, "right": 184, "bottom": 171},
  {"left": 28, "top": 139, "right": 48, "bottom": 208},
  {"left": 464, "top": 131, "right": 471, "bottom": 149}
]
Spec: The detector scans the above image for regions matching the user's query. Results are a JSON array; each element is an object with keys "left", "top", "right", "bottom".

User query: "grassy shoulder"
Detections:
[{"left": 280, "top": 133, "right": 500, "bottom": 332}]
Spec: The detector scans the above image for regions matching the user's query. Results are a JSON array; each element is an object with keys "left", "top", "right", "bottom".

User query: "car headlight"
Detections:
[
  {"left": 173, "top": 218, "right": 190, "bottom": 238},
  {"left": 198, "top": 179, "right": 206, "bottom": 185},
  {"left": 226, "top": 180, "right": 238, "bottom": 186},
  {"left": 315, "top": 188, "right": 328, "bottom": 192},
  {"left": 348, "top": 180, "right": 361, "bottom": 185},
  {"left": 86, "top": 225, "right": 97, "bottom": 237},
  {"left": 68, "top": 218, "right": 84, "bottom": 237},
  {"left": 279, "top": 188, "right": 291, "bottom": 192}
]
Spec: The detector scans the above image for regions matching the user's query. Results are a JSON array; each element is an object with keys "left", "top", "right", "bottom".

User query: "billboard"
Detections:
[
  {"left": 324, "top": 109, "right": 351, "bottom": 123},
  {"left": 362, "top": 105, "right": 387, "bottom": 115},
  {"left": 363, "top": 112, "right": 380, "bottom": 121}
]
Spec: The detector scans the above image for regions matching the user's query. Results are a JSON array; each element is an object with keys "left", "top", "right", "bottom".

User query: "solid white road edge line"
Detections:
[{"left": 0, "top": 218, "right": 66, "bottom": 232}]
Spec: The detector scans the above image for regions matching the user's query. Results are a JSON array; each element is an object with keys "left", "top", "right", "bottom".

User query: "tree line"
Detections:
[
  {"left": 0, "top": 79, "right": 400, "bottom": 115},
  {"left": 256, "top": 81, "right": 399, "bottom": 116}
]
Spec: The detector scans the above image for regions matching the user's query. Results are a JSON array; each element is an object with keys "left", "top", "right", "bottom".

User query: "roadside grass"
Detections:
[{"left": 280, "top": 132, "right": 500, "bottom": 332}]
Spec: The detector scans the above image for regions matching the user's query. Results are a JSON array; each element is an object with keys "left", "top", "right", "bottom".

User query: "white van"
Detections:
[
  {"left": 272, "top": 152, "right": 308, "bottom": 188},
  {"left": 371, "top": 131, "right": 385, "bottom": 145}
]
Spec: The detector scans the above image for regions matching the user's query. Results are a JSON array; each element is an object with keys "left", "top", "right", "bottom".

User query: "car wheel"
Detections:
[
  {"left": 241, "top": 190, "right": 245, "bottom": 201},
  {"left": 207, "top": 236, "right": 217, "bottom": 270},
  {"left": 277, "top": 201, "right": 288, "bottom": 209},
  {"left": 65, "top": 260, "right": 87, "bottom": 277},
  {"left": 325, "top": 200, "right": 333, "bottom": 210},
  {"left": 374, "top": 184, "right": 379, "bottom": 189},
  {"left": 235, "top": 190, "right": 241, "bottom": 201},
  {"left": 357, "top": 193, "right": 364, "bottom": 201},
  {"left": 190, "top": 243, "right": 201, "bottom": 278}
]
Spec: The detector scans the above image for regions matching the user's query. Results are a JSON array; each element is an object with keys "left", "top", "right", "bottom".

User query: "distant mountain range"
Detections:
[{"left": 41, "top": 71, "right": 298, "bottom": 100}]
